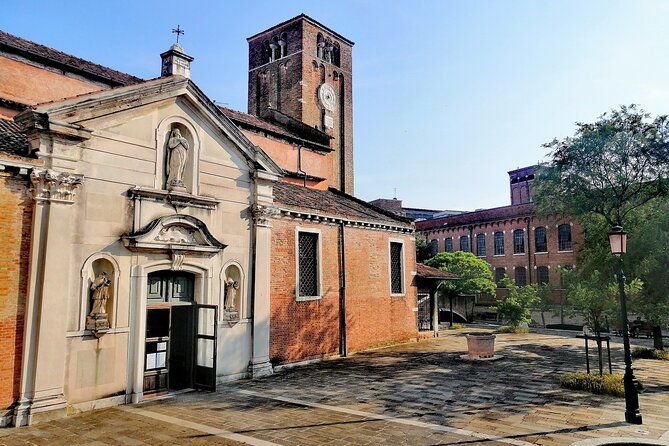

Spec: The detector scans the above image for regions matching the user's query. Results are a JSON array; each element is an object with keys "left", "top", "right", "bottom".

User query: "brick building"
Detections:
[
  {"left": 0, "top": 14, "right": 418, "bottom": 426},
  {"left": 416, "top": 166, "right": 580, "bottom": 302}
]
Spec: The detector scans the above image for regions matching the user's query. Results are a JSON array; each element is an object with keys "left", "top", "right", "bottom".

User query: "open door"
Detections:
[{"left": 194, "top": 304, "right": 217, "bottom": 391}]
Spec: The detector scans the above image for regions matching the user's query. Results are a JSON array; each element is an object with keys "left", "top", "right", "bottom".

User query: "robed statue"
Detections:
[
  {"left": 89, "top": 272, "right": 111, "bottom": 315},
  {"left": 166, "top": 128, "right": 189, "bottom": 191},
  {"left": 225, "top": 278, "right": 239, "bottom": 311}
]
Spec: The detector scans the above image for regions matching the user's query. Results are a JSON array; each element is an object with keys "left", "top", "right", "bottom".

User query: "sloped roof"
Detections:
[
  {"left": 416, "top": 263, "right": 459, "bottom": 280},
  {"left": 0, "top": 118, "right": 32, "bottom": 158},
  {"left": 416, "top": 203, "right": 535, "bottom": 231},
  {"left": 0, "top": 30, "right": 143, "bottom": 86},
  {"left": 273, "top": 182, "right": 413, "bottom": 226}
]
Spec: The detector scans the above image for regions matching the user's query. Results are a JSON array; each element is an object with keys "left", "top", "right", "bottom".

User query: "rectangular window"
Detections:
[
  {"left": 459, "top": 236, "right": 470, "bottom": 252},
  {"left": 558, "top": 224, "right": 572, "bottom": 251},
  {"left": 535, "top": 227, "right": 548, "bottom": 253},
  {"left": 390, "top": 242, "right": 404, "bottom": 294},
  {"left": 513, "top": 229, "right": 525, "bottom": 254},
  {"left": 537, "top": 266, "right": 549, "bottom": 285},
  {"left": 445, "top": 237, "right": 453, "bottom": 252},
  {"left": 298, "top": 232, "right": 319, "bottom": 297},
  {"left": 476, "top": 234, "right": 486, "bottom": 257},
  {"left": 494, "top": 232, "right": 505, "bottom": 255}
]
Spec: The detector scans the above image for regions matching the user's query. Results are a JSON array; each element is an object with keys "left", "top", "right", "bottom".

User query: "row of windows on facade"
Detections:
[
  {"left": 432, "top": 224, "right": 572, "bottom": 257},
  {"left": 261, "top": 32, "right": 341, "bottom": 66},
  {"left": 298, "top": 232, "right": 404, "bottom": 297},
  {"left": 494, "top": 266, "right": 568, "bottom": 289}
]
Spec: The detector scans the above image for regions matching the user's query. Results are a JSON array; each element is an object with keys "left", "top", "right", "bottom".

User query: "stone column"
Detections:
[
  {"left": 14, "top": 169, "right": 83, "bottom": 426},
  {"left": 248, "top": 204, "right": 278, "bottom": 378}
]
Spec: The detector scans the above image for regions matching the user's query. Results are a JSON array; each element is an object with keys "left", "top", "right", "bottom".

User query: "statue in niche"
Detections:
[
  {"left": 166, "top": 128, "right": 189, "bottom": 192},
  {"left": 86, "top": 271, "right": 112, "bottom": 336},
  {"left": 225, "top": 278, "right": 239, "bottom": 311}
]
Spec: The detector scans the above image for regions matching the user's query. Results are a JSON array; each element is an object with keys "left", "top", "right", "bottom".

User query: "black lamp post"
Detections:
[{"left": 608, "top": 225, "right": 642, "bottom": 425}]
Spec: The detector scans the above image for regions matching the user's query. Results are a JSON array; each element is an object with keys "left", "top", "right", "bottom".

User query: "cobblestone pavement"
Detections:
[{"left": 2, "top": 329, "right": 668, "bottom": 446}]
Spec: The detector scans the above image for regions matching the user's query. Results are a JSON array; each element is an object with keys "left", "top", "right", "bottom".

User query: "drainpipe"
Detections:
[
  {"left": 297, "top": 145, "right": 307, "bottom": 187},
  {"left": 338, "top": 221, "right": 347, "bottom": 357}
]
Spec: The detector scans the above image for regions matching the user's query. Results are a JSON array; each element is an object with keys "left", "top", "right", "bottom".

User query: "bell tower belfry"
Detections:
[{"left": 247, "top": 14, "right": 355, "bottom": 194}]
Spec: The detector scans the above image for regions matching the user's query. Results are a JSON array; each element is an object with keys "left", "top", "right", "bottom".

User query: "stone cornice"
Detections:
[{"left": 276, "top": 207, "right": 414, "bottom": 233}]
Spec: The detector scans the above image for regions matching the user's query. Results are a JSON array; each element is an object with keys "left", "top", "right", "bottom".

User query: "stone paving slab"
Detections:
[{"left": 1, "top": 329, "right": 668, "bottom": 446}]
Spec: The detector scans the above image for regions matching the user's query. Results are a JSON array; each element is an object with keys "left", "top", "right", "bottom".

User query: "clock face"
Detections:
[{"left": 318, "top": 83, "right": 337, "bottom": 112}]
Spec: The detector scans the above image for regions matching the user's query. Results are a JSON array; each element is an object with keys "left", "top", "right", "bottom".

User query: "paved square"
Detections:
[{"left": 2, "top": 329, "right": 668, "bottom": 445}]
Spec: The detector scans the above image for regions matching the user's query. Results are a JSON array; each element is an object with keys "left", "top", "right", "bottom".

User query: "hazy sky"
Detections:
[{"left": 3, "top": 1, "right": 668, "bottom": 210}]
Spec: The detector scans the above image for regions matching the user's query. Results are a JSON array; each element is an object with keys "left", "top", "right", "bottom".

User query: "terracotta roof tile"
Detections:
[
  {"left": 416, "top": 263, "right": 458, "bottom": 280},
  {"left": 273, "top": 182, "right": 413, "bottom": 226},
  {"left": 416, "top": 203, "right": 535, "bottom": 231},
  {"left": 0, "top": 30, "right": 143, "bottom": 86},
  {"left": 0, "top": 118, "right": 32, "bottom": 159}
]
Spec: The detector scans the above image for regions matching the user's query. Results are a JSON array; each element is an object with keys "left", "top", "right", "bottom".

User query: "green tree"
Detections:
[
  {"left": 494, "top": 277, "right": 540, "bottom": 328},
  {"left": 626, "top": 199, "right": 669, "bottom": 350},
  {"left": 425, "top": 251, "right": 496, "bottom": 326},
  {"left": 565, "top": 269, "right": 642, "bottom": 375},
  {"left": 535, "top": 104, "right": 669, "bottom": 228},
  {"left": 415, "top": 233, "right": 435, "bottom": 263}
]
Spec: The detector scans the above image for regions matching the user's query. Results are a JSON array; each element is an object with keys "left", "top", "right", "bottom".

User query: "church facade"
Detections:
[{"left": 0, "top": 15, "right": 418, "bottom": 427}]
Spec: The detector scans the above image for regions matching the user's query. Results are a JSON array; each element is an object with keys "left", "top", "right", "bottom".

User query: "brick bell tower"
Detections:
[{"left": 247, "top": 14, "right": 355, "bottom": 194}]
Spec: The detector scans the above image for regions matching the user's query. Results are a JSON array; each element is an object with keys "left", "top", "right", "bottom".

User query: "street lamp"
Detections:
[{"left": 608, "top": 225, "right": 642, "bottom": 425}]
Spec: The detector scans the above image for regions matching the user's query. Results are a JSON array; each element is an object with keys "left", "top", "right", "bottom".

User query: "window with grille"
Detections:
[
  {"left": 476, "top": 234, "right": 486, "bottom": 257},
  {"left": 515, "top": 267, "right": 527, "bottom": 287},
  {"left": 494, "top": 232, "right": 505, "bottom": 255},
  {"left": 535, "top": 227, "right": 547, "bottom": 252},
  {"left": 459, "top": 236, "right": 469, "bottom": 252},
  {"left": 298, "top": 232, "right": 319, "bottom": 297},
  {"left": 558, "top": 224, "right": 572, "bottom": 251},
  {"left": 495, "top": 267, "right": 506, "bottom": 287},
  {"left": 537, "top": 266, "right": 549, "bottom": 285},
  {"left": 390, "top": 242, "right": 404, "bottom": 294},
  {"left": 513, "top": 229, "right": 525, "bottom": 254},
  {"left": 445, "top": 237, "right": 453, "bottom": 252}
]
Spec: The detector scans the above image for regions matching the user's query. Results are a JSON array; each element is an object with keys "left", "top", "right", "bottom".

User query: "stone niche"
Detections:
[
  {"left": 84, "top": 258, "right": 115, "bottom": 336},
  {"left": 223, "top": 264, "right": 242, "bottom": 321}
]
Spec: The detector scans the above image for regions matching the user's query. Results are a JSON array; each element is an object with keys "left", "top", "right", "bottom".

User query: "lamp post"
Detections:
[{"left": 608, "top": 226, "right": 642, "bottom": 425}]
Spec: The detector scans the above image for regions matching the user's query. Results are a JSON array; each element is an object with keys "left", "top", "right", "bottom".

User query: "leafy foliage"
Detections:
[
  {"left": 424, "top": 251, "right": 496, "bottom": 298},
  {"left": 494, "top": 277, "right": 540, "bottom": 327},
  {"left": 631, "top": 347, "right": 669, "bottom": 360},
  {"left": 415, "top": 233, "right": 435, "bottom": 263},
  {"left": 497, "top": 325, "right": 529, "bottom": 334},
  {"left": 535, "top": 105, "right": 669, "bottom": 227}
]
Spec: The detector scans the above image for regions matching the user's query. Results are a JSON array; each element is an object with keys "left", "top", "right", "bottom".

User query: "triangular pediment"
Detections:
[{"left": 122, "top": 214, "right": 225, "bottom": 254}]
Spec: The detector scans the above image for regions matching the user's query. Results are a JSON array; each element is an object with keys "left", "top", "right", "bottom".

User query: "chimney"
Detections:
[{"left": 160, "top": 43, "right": 194, "bottom": 78}]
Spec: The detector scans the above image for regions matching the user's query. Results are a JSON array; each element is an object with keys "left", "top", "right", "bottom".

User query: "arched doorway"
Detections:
[{"left": 143, "top": 271, "right": 216, "bottom": 395}]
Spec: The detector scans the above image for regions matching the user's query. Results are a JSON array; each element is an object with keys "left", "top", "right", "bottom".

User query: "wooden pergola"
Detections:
[{"left": 415, "top": 263, "right": 459, "bottom": 337}]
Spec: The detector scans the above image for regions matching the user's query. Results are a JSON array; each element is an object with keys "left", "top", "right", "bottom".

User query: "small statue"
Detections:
[
  {"left": 225, "top": 278, "right": 239, "bottom": 311},
  {"left": 166, "top": 128, "right": 189, "bottom": 191},
  {"left": 89, "top": 272, "right": 112, "bottom": 316}
]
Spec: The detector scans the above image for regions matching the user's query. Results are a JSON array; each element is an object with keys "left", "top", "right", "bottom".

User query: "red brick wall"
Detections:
[
  {"left": 0, "top": 173, "right": 31, "bottom": 410},
  {"left": 270, "top": 219, "right": 417, "bottom": 364}
]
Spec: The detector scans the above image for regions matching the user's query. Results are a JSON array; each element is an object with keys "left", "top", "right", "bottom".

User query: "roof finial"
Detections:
[
  {"left": 393, "top": 187, "right": 397, "bottom": 200},
  {"left": 172, "top": 25, "right": 185, "bottom": 43}
]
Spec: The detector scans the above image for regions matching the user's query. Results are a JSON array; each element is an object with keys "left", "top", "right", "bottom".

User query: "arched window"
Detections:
[
  {"left": 476, "top": 234, "right": 486, "bottom": 257},
  {"left": 430, "top": 239, "right": 438, "bottom": 256},
  {"left": 535, "top": 227, "right": 547, "bottom": 252},
  {"left": 270, "top": 36, "right": 280, "bottom": 62},
  {"left": 515, "top": 267, "right": 527, "bottom": 287},
  {"left": 495, "top": 267, "right": 506, "bottom": 287},
  {"left": 262, "top": 40, "right": 271, "bottom": 64},
  {"left": 316, "top": 33, "right": 325, "bottom": 59},
  {"left": 494, "top": 231, "right": 505, "bottom": 255},
  {"left": 513, "top": 229, "right": 525, "bottom": 254},
  {"left": 279, "top": 32, "right": 287, "bottom": 58},
  {"left": 333, "top": 42, "right": 341, "bottom": 66},
  {"left": 537, "top": 266, "right": 549, "bottom": 285},
  {"left": 445, "top": 237, "right": 453, "bottom": 252},
  {"left": 558, "top": 224, "right": 572, "bottom": 251},
  {"left": 459, "top": 235, "right": 469, "bottom": 252}
]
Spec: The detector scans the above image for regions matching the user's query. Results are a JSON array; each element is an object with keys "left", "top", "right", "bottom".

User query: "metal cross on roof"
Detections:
[{"left": 172, "top": 25, "right": 185, "bottom": 43}]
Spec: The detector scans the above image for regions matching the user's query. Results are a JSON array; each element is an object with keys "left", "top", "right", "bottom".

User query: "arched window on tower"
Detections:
[
  {"left": 270, "top": 36, "right": 280, "bottom": 62},
  {"left": 333, "top": 42, "right": 341, "bottom": 67},
  {"left": 279, "top": 32, "right": 287, "bottom": 58},
  {"left": 316, "top": 33, "right": 324, "bottom": 59},
  {"left": 262, "top": 40, "right": 271, "bottom": 64}
]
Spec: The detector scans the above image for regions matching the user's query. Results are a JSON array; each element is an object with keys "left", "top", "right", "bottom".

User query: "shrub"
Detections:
[
  {"left": 632, "top": 347, "right": 669, "bottom": 360},
  {"left": 559, "top": 372, "right": 630, "bottom": 397},
  {"left": 447, "top": 324, "right": 465, "bottom": 330},
  {"left": 496, "top": 325, "right": 529, "bottom": 334}
]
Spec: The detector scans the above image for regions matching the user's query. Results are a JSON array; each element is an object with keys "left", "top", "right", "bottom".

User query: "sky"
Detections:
[{"left": 3, "top": 1, "right": 669, "bottom": 210}]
